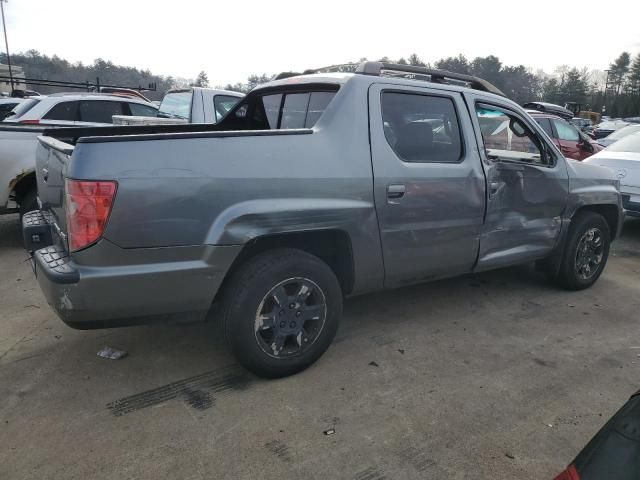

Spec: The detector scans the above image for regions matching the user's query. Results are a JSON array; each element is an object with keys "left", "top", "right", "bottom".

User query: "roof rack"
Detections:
[{"left": 354, "top": 62, "right": 506, "bottom": 97}]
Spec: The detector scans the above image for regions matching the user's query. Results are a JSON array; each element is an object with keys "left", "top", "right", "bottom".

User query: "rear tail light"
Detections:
[
  {"left": 554, "top": 464, "right": 580, "bottom": 480},
  {"left": 65, "top": 179, "right": 117, "bottom": 251},
  {"left": 19, "top": 119, "right": 40, "bottom": 124}
]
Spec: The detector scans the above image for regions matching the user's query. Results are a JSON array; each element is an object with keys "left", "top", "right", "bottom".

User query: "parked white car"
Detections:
[
  {"left": 585, "top": 131, "right": 640, "bottom": 218},
  {"left": 3, "top": 92, "right": 158, "bottom": 126},
  {"left": 0, "top": 93, "right": 158, "bottom": 215},
  {"left": 112, "top": 87, "right": 243, "bottom": 125}
]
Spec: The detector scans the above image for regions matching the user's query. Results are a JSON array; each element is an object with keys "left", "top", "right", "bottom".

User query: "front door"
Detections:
[
  {"left": 368, "top": 83, "right": 486, "bottom": 287},
  {"left": 467, "top": 96, "right": 570, "bottom": 270}
]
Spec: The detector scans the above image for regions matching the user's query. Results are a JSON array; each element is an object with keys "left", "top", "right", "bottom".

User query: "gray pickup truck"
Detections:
[{"left": 24, "top": 62, "right": 623, "bottom": 378}]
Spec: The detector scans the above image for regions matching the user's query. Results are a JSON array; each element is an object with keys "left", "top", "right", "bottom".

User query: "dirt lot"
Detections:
[{"left": 1, "top": 213, "right": 639, "bottom": 480}]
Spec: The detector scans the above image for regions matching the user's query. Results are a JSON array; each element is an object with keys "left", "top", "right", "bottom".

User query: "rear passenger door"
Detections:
[{"left": 368, "top": 84, "right": 486, "bottom": 287}]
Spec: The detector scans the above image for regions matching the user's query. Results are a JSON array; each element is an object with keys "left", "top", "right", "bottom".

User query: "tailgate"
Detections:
[{"left": 36, "top": 136, "right": 74, "bottom": 244}]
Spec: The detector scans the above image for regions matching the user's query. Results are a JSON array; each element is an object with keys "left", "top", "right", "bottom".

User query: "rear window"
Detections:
[
  {"left": 4, "top": 98, "right": 40, "bottom": 120},
  {"left": 213, "top": 95, "right": 241, "bottom": 122},
  {"left": 43, "top": 101, "right": 78, "bottom": 121},
  {"left": 220, "top": 88, "right": 338, "bottom": 130},
  {"left": 159, "top": 91, "right": 192, "bottom": 120}
]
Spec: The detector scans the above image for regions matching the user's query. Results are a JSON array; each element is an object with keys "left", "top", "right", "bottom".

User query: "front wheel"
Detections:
[
  {"left": 556, "top": 211, "right": 611, "bottom": 290},
  {"left": 221, "top": 249, "right": 342, "bottom": 378}
]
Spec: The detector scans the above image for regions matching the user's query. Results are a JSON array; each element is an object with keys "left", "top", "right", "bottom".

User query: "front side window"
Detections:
[
  {"left": 476, "top": 104, "right": 548, "bottom": 165},
  {"left": 553, "top": 119, "right": 580, "bottom": 142},
  {"left": 43, "top": 101, "right": 78, "bottom": 121},
  {"left": 381, "top": 91, "right": 463, "bottom": 163},
  {"left": 534, "top": 117, "right": 554, "bottom": 138},
  {"left": 78, "top": 101, "right": 124, "bottom": 123}
]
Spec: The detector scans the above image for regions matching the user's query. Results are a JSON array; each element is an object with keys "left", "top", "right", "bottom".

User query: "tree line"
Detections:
[{"left": 3, "top": 49, "right": 639, "bottom": 116}]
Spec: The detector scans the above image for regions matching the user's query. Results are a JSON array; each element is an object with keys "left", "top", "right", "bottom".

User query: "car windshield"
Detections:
[
  {"left": 606, "top": 131, "right": 640, "bottom": 153},
  {"left": 158, "top": 91, "right": 191, "bottom": 119},
  {"left": 3, "top": 98, "right": 40, "bottom": 120},
  {"left": 606, "top": 125, "right": 640, "bottom": 141}
]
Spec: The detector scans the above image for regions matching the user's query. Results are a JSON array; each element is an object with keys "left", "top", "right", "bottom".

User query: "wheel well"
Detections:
[
  {"left": 10, "top": 171, "right": 37, "bottom": 205},
  {"left": 220, "top": 230, "right": 355, "bottom": 297},
  {"left": 575, "top": 204, "right": 619, "bottom": 238}
]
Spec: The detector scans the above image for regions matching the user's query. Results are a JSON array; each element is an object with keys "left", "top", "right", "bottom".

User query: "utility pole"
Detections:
[
  {"left": 602, "top": 69, "right": 611, "bottom": 118},
  {"left": 0, "top": 0, "right": 13, "bottom": 92}
]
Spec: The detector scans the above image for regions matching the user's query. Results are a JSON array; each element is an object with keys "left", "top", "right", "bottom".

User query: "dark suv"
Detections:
[{"left": 527, "top": 111, "right": 603, "bottom": 161}]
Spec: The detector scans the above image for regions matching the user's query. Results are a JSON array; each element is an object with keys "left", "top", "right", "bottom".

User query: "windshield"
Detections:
[
  {"left": 598, "top": 121, "right": 627, "bottom": 130},
  {"left": 158, "top": 91, "right": 192, "bottom": 119},
  {"left": 606, "top": 125, "right": 640, "bottom": 141},
  {"left": 606, "top": 131, "right": 640, "bottom": 153},
  {"left": 3, "top": 98, "right": 40, "bottom": 120}
]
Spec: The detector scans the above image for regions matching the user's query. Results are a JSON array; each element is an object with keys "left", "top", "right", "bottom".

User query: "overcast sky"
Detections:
[{"left": 3, "top": 0, "right": 640, "bottom": 86}]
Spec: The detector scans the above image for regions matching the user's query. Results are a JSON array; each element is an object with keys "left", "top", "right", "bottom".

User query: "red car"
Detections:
[{"left": 527, "top": 111, "right": 603, "bottom": 161}]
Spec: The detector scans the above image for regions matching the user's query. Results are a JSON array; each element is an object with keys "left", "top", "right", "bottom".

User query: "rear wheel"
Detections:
[
  {"left": 556, "top": 211, "right": 610, "bottom": 290},
  {"left": 221, "top": 249, "right": 342, "bottom": 378}
]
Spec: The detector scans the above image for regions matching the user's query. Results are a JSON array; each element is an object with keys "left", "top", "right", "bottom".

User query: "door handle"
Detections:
[
  {"left": 489, "top": 181, "right": 501, "bottom": 197},
  {"left": 387, "top": 184, "right": 406, "bottom": 200},
  {"left": 42, "top": 168, "right": 49, "bottom": 182}
]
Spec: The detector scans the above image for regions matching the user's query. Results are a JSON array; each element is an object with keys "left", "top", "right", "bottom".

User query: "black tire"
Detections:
[
  {"left": 556, "top": 211, "right": 611, "bottom": 290},
  {"left": 19, "top": 189, "right": 38, "bottom": 219},
  {"left": 221, "top": 248, "right": 342, "bottom": 378}
]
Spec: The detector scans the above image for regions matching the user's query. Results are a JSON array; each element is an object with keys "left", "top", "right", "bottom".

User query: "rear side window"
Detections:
[
  {"left": 553, "top": 119, "right": 580, "bottom": 142},
  {"left": 381, "top": 91, "right": 463, "bottom": 163},
  {"left": 43, "top": 101, "right": 78, "bottom": 121},
  {"left": 127, "top": 103, "right": 158, "bottom": 117},
  {"left": 78, "top": 101, "right": 125, "bottom": 123},
  {"left": 222, "top": 88, "right": 337, "bottom": 130},
  {"left": 535, "top": 117, "right": 554, "bottom": 138}
]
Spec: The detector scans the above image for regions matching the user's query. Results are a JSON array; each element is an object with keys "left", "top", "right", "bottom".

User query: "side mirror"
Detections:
[{"left": 580, "top": 139, "right": 594, "bottom": 153}]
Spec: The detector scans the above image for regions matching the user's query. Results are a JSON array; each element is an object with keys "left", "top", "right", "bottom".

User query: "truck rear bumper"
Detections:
[{"left": 24, "top": 213, "right": 242, "bottom": 329}]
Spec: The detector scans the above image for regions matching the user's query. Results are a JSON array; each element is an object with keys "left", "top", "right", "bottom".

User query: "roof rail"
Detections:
[{"left": 354, "top": 62, "right": 506, "bottom": 97}]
